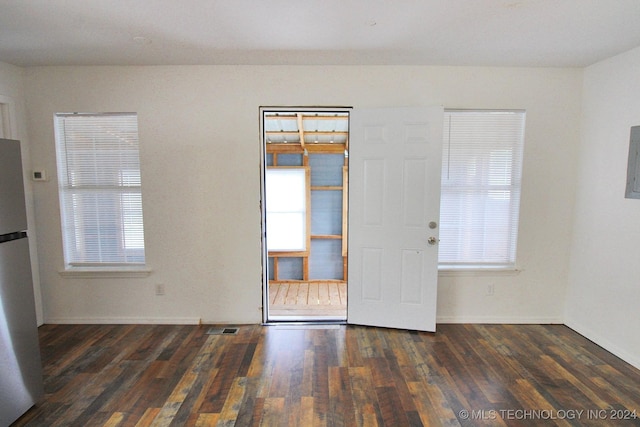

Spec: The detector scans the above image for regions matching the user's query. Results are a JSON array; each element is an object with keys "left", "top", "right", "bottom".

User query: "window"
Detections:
[
  {"left": 54, "top": 113, "right": 146, "bottom": 268},
  {"left": 439, "top": 110, "right": 525, "bottom": 269},
  {"left": 265, "top": 167, "right": 309, "bottom": 252}
]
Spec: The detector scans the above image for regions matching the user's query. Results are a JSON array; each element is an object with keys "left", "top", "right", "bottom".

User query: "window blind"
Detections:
[
  {"left": 54, "top": 113, "right": 145, "bottom": 266},
  {"left": 439, "top": 110, "right": 525, "bottom": 268}
]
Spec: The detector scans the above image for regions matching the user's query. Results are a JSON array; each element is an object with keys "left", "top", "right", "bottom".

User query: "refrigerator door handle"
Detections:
[{"left": 0, "top": 231, "right": 28, "bottom": 244}]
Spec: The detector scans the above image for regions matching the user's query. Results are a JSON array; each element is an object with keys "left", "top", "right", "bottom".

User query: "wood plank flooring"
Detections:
[
  {"left": 268, "top": 281, "right": 347, "bottom": 318},
  {"left": 13, "top": 323, "right": 640, "bottom": 426}
]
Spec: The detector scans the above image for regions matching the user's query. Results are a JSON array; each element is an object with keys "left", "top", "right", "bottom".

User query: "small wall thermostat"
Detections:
[{"left": 32, "top": 170, "right": 47, "bottom": 181}]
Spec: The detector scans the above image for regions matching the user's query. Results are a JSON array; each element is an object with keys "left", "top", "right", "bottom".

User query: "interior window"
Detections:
[
  {"left": 265, "top": 167, "right": 308, "bottom": 252},
  {"left": 54, "top": 112, "right": 146, "bottom": 268}
]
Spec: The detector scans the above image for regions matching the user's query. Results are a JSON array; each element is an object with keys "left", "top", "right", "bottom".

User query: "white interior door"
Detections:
[{"left": 348, "top": 106, "right": 444, "bottom": 332}]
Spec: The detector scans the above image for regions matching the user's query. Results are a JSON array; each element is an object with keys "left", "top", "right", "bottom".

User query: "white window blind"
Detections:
[
  {"left": 265, "top": 168, "right": 308, "bottom": 252},
  {"left": 54, "top": 113, "right": 145, "bottom": 267},
  {"left": 439, "top": 110, "right": 525, "bottom": 268}
]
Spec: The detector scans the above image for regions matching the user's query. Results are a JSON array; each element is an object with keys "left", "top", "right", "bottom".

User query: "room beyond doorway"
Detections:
[
  {"left": 260, "top": 108, "right": 350, "bottom": 322},
  {"left": 268, "top": 281, "right": 347, "bottom": 320}
]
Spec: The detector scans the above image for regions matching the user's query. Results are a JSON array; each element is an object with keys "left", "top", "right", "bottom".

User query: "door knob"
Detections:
[{"left": 428, "top": 237, "right": 439, "bottom": 246}]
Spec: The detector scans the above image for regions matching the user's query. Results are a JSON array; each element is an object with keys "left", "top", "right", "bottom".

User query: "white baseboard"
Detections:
[
  {"left": 45, "top": 316, "right": 201, "bottom": 325},
  {"left": 564, "top": 319, "right": 640, "bottom": 371},
  {"left": 436, "top": 315, "right": 563, "bottom": 324}
]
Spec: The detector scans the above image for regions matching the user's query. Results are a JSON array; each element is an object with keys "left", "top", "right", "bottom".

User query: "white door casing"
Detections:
[{"left": 348, "top": 106, "right": 444, "bottom": 332}]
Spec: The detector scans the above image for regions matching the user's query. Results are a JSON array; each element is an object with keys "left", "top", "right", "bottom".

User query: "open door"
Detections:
[
  {"left": 348, "top": 106, "right": 443, "bottom": 332},
  {"left": 261, "top": 108, "right": 349, "bottom": 322}
]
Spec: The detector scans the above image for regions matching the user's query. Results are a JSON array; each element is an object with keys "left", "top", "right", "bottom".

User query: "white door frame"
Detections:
[{"left": 259, "top": 106, "right": 352, "bottom": 323}]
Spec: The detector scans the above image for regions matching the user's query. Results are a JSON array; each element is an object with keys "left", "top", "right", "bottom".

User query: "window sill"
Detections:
[
  {"left": 438, "top": 267, "right": 521, "bottom": 277},
  {"left": 59, "top": 266, "right": 152, "bottom": 279}
]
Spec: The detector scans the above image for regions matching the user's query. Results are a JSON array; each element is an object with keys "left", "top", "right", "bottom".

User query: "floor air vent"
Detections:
[{"left": 206, "top": 327, "right": 239, "bottom": 335}]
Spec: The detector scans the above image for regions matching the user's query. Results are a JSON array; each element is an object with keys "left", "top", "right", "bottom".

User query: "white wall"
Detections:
[
  {"left": 22, "top": 65, "right": 582, "bottom": 325},
  {"left": 0, "top": 62, "right": 43, "bottom": 324},
  {"left": 565, "top": 47, "right": 640, "bottom": 369}
]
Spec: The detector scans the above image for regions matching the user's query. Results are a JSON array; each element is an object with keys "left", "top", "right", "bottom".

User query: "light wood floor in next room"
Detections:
[
  {"left": 268, "top": 281, "right": 347, "bottom": 318},
  {"left": 13, "top": 323, "right": 640, "bottom": 426}
]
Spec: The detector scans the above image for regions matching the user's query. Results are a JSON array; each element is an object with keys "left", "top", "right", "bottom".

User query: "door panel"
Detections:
[
  {"left": 362, "top": 159, "right": 385, "bottom": 226},
  {"left": 348, "top": 107, "right": 443, "bottom": 332}
]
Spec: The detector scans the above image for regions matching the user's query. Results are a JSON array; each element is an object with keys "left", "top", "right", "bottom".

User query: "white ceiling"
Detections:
[{"left": 1, "top": 0, "right": 640, "bottom": 68}]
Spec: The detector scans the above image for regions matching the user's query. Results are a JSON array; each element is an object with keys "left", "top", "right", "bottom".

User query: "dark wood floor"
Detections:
[{"left": 13, "top": 323, "right": 640, "bottom": 426}]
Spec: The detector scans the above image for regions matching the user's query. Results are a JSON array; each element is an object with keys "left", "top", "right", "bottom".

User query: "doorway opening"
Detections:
[{"left": 261, "top": 108, "right": 349, "bottom": 322}]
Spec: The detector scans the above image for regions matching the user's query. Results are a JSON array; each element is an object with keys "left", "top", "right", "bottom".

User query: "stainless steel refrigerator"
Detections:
[{"left": 0, "top": 138, "right": 44, "bottom": 426}]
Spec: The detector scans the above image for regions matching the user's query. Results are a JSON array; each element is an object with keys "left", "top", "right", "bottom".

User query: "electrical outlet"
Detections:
[
  {"left": 486, "top": 284, "right": 495, "bottom": 296},
  {"left": 155, "top": 284, "right": 165, "bottom": 296}
]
